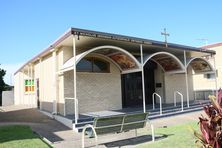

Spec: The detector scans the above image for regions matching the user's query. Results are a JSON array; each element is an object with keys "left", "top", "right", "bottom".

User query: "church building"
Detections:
[{"left": 14, "top": 28, "right": 215, "bottom": 129}]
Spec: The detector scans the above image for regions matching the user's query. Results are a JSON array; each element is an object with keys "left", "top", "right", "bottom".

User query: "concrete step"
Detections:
[
  {"left": 148, "top": 104, "right": 205, "bottom": 116},
  {"left": 149, "top": 106, "right": 203, "bottom": 120},
  {"left": 75, "top": 121, "right": 93, "bottom": 128},
  {"left": 76, "top": 107, "right": 204, "bottom": 132},
  {"left": 73, "top": 102, "right": 207, "bottom": 133},
  {"left": 77, "top": 117, "right": 94, "bottom": 123},
  {"left": 147, "top": 100, "right": 209, "bottom": 113}
]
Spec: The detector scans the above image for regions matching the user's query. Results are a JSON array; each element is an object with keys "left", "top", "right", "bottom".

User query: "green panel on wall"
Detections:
[
  {"left": 25, "top": 80, "right": 28, "bottom": 85},
  {"left": 25, "top": 79, "right": 34, "bottom": 86}
]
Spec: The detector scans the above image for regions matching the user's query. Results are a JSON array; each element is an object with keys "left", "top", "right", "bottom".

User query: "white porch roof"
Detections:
[
  {"left": 61, "top": 45, "right": 142, "bottom": 73},
  {"left": 186, "top": 57, "right": 214, "bottom": 74}
]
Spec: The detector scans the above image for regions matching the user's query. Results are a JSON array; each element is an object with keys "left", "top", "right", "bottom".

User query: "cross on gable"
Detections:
[{"left": 161, "top": 28, "right": 170, "bottom": 47}]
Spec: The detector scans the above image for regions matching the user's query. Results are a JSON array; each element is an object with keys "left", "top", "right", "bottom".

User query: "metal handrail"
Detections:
[
  {"left": 174, "top": 91, "right": 183, "bottom": 111},
  {"left": 64, "top": 97, "right": 79, "bottom": 124},
  {"left": 152, "top": 93, "right": 162, "bottom": 115},
  {"left": 74, "top": 97, "right": 79, "bottom": 124}
]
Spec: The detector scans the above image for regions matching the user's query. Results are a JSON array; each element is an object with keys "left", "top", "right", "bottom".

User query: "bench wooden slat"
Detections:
[
  {"left": 94, "top": 116, "right": 124, "bottom": 135},
  {"left": 121, "top": 112, "right": 148, "bottom": 132},
  {"left": 82, "top": 112, "right": 154, "bottom": 148},
  {"left": 84, "top": 112, "right": 148, "bottom": 137}
]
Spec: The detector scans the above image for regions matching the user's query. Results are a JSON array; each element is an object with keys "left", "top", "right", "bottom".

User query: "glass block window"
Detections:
[{"left": 25, "top": 79, "right": 34, "bottom": 92}]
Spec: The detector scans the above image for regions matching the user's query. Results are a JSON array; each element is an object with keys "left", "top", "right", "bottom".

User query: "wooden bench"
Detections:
[{"left": 82, "top": 112, "right": 154, "bottom": 148}]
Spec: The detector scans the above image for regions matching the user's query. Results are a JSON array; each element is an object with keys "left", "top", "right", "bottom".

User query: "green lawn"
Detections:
[
  {"left": 0, "top": 125, "right": 51, "bottom": 148},
  {"left": 138, "top": 121, "right": 200, "bottom": 148}
]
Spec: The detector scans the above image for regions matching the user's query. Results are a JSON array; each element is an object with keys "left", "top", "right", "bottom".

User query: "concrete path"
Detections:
[{"left": 0, "top": 105, "right": 205, "bottom": 148}]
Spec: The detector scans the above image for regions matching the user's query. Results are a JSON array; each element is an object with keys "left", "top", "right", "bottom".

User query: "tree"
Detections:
[
  {"left": 0, "top": 66, "right": 6, "bottom": 92},
  {"left": 0, "top": 65, "right": 6, "bottom": 106}
]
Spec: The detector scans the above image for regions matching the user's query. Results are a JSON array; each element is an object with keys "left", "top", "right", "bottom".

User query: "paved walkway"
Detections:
[{"left": 0, "top": 105, "right": 204, "bottom": 148}]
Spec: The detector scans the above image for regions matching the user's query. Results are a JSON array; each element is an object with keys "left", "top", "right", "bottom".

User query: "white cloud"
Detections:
[{"left": 1, "top": 63, "right": 24, "bottom": 86}]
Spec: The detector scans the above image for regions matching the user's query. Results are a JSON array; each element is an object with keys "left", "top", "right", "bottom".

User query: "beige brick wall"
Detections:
[
  {"left": 164, "top": 66, "right": 194, "bottom": 103},
  {"left": 14, "top": 72, "right": 21, "bottom": 105},
  {"left": 192, "top": 46, "right": 221, "bottom": 91},
  {"left": 63, "top": 55, "right": 122, "bottom": 114},
  {"left": 64, "top": 71, "right": 74, "bottom": 98},
  {"left": 14, "top": 71, "right": 36, "bottom": 106},
  {"left": 154, "top": 65, "right": 165, "bottom": 103},
  {"left": 193, "top": 74, "right": 216, "bottom": 90}
]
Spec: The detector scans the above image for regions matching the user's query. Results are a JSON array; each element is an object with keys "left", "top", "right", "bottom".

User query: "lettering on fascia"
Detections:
[
  {"left": 97, "top": 34, "right": 112, "bottom": 39},
  {"left": 79, "top": 32, "right": 97, "bottom": 37}
]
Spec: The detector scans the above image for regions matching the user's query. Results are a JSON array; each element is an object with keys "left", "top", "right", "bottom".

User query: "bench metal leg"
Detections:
[
  {"left": 135, "top": 129, "right": 138, "bottom": 137},
  {"left": 82, "top": 124, "right": 98, "bottom": 148},
  {"left": 151, "top": 124, "right": 155, "bottom": 142},
  {"left": 146, "top": 121, "right": 155, "bottom": 142}
]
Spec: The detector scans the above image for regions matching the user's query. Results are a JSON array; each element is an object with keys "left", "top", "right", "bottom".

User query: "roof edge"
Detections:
[
  {"left": 201, "top": 42, "right": 222, "bottom": 49},
  {"left": 14, "top": 27, "right": 216, "bottom": 75},
  {"left": 14, "top": 28, "right": 72, "bottom": 75},
  {"left": 70, "top": 27, "right": 215, "bottom": 54}
]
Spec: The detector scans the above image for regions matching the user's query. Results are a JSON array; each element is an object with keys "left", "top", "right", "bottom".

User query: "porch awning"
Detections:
[
  {"left": 61, "top": 54, "right": 83, "bottom": 72},
  {"left": 144, "top": 52, "right": 185, "bottom": 74},
  {"left": 186, "top": 57, "right": 214, "bottom": 74},
  {"left": 61, "top": 45, "right": 141, "bottom": 73}
]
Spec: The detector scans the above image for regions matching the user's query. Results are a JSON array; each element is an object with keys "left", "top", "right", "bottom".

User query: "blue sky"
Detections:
[{"left": 0, "top": 0, "right": 222, "bottom": 84}]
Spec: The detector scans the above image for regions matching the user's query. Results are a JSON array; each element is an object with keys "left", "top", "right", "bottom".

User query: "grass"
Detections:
[
  {"left": 0, "top": 125, "right": 52, "bottom": 148},
  {"left": 138, "top": 121, "right": 200, "bottom": 148}
]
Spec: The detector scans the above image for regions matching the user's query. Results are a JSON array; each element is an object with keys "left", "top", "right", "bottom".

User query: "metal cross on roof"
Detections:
[{"left": 161, "top": 28, "right": 170, "bottom": 47}]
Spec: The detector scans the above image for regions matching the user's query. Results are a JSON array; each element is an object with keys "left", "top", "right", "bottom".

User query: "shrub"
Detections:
[{"left": 194, "top": 95, "right": 222, "bottom": 148}]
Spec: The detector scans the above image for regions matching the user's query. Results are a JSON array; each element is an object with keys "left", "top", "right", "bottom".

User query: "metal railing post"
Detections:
[
  {"left": 174, "top": 92, "right": 176, "bottom": 107},
  {"left": 181, "top": 94, "right": 183, "bottom": 111},
  {"left": 152, "top": 93, "right": 155, "bottom": 110},
  {"left": 152, "top": 93, "right": 162, "bottom": 115},
  {"left": 75, "top": 98, "right": 79, "bottom": 124},
  {"left": 174, "top": 91, "right": 183, "bottom": 111},
  {"left": 64, "top": 98, "right": 66, "bottom": 116}
]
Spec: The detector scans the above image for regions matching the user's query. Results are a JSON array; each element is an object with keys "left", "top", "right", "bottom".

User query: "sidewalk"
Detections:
[{"left": 0, "top": 105, "right": 204, "bottom": 148}]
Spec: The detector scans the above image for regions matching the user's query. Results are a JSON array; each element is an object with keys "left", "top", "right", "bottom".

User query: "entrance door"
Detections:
[
  {"left": 122, "top": 72, "right": 142, "bottom": 107},
  {"left": 122, "top": 61, "right": 156, "bottom": 108},
  {"left": 36, "top": 79, "right": 40, "bottom": 108},
  {"left": 144, "top": 61, "right": 156, "bottom": 104}
]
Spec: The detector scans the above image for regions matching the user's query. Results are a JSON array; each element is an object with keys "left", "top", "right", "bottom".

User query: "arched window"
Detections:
[{"left": 77, "top": 57, "right": 110, "bottom": 73}]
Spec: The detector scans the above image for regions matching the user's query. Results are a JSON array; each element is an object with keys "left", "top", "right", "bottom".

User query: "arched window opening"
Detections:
[{"left": 77, "top": 57, "right": 110, "bottom": 73}]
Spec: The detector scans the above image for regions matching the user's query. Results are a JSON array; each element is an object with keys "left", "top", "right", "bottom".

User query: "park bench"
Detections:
[{"left": 81, "top": 112, "right": 154, "bottom": 148}]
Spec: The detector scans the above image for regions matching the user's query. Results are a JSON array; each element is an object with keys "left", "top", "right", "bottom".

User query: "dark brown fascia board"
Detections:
[
  {"left": 14, "top": 27, "right": 215, "bottom": 75},
  {"left": 71, "top": 27, "right": 215, "bottom": 54},
  {"left": 71, "top": 27, "right": 153, "bottom": 45}
]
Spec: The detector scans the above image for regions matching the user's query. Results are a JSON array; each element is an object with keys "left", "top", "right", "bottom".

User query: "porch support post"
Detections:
[
  {"left": 140, "top": 44, "right": 146, "bottom": 113},
  {"left": 184, "top": 50, "right": 189, "bottom": 108},
  {"left": 27, "top": 65, "right": 29, "bottom": 106},
  {"left": 213, "top": 54, "right": 218, "bottom": 99},
  {"left": 39, "top": 58, "right": 42, "bottom": 110},
  {"left": 52, "top": 50, "right": 57, "bottom": 114},
  {"left": 73, "top": 35, "right": 78, "bottom": 124},
  {"left": 22, "top": 70, "right": 25, "bottom": 105},
  {"left": 28, "top": 65, "right": 31, "bottom": 107},
  {"left": 34, "top": 64, "right": 37, "bottom": 108},
  {"left": 31, "top": 64, "right": 33, "bottom": 107}
]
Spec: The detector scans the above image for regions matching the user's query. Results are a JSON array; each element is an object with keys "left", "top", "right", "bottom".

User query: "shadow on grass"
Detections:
[
  {"left": 100, "top": 134, "right": 173, "bottom": 147},
  {"left": 0, "top": 108, "right": 71, "bottom": 142},
  {"left": 0, "top": 125, "right": 52, "bottom": 147}
]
